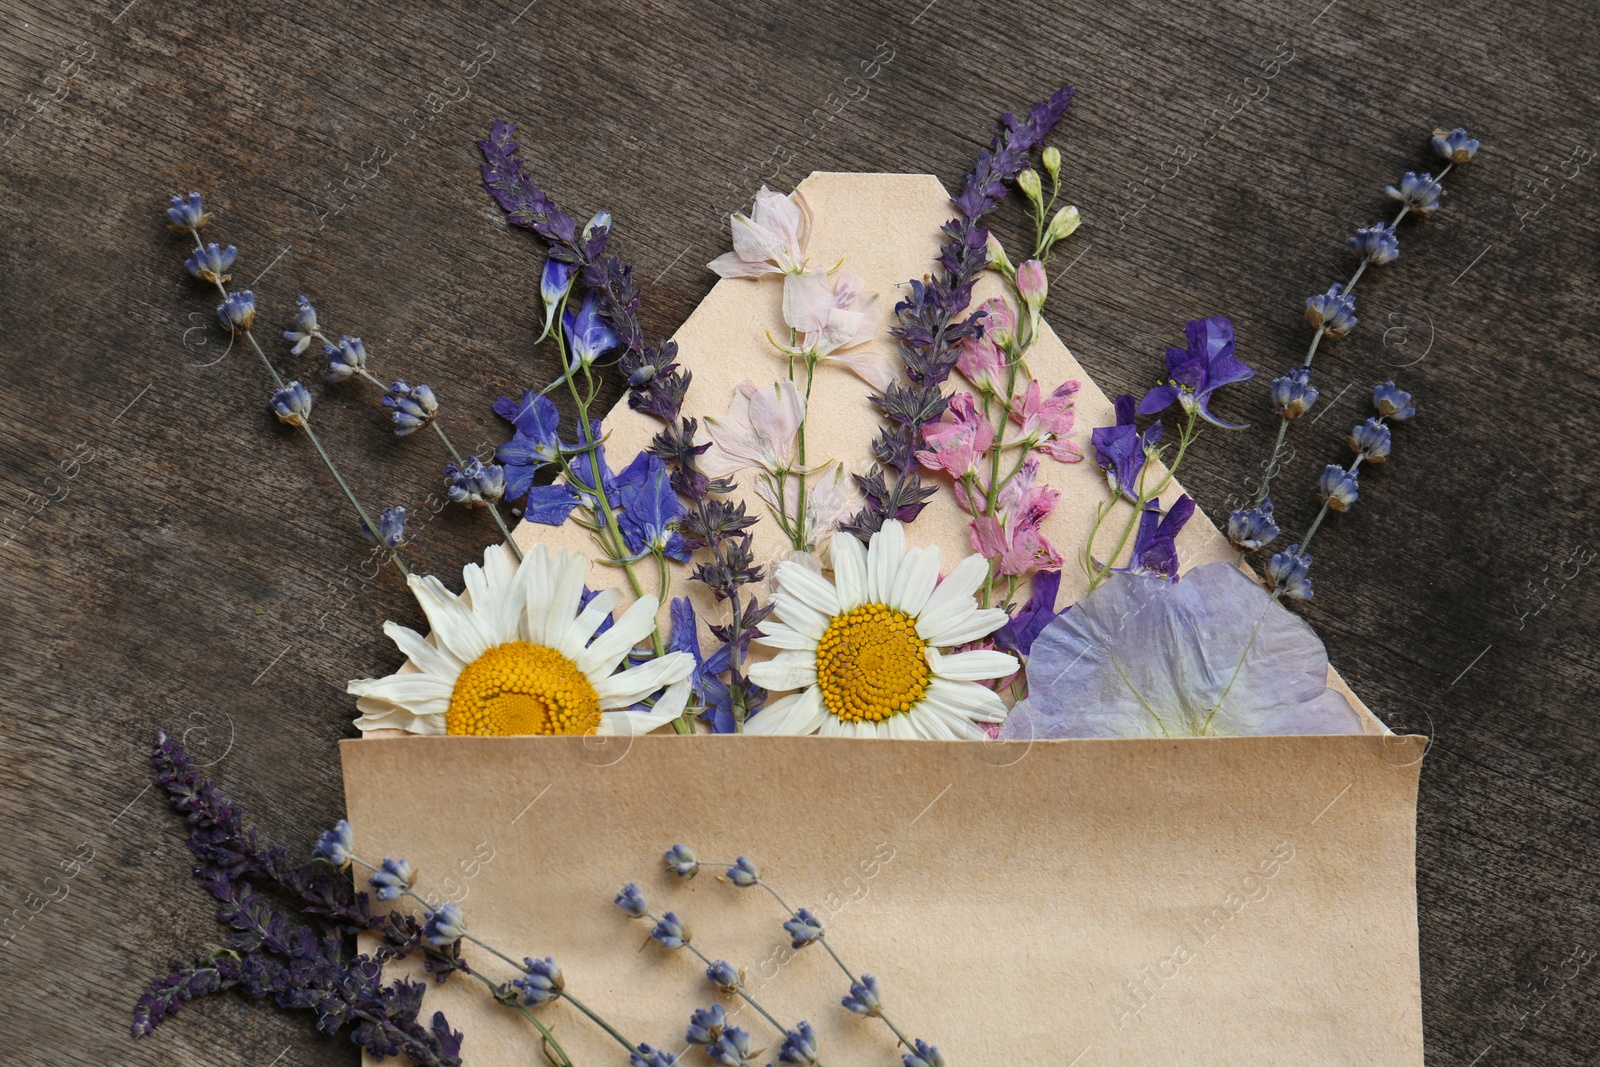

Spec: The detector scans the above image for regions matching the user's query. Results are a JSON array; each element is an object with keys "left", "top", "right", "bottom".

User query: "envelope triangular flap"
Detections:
[{"left": 519, "top": 170, "right": 1382, "bottom": 731}]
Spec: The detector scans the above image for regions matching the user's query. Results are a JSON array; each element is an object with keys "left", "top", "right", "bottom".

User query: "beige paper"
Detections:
[{"left": 344, "top": 733, "right": 1425, "bottom": 1065}]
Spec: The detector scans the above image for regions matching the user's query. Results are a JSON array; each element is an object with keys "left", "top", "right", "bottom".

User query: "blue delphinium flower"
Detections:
[
  {"left": 270, "top": 381, "right": 313, "bottom": 426},
  {"left": 651, "top": 911, "right": 690, "bottom": 949},
  {"left": 1137, "top": 316, "right": 1255, "bottom": 429},
  {"left": 1347, "top": 222, "right": 1400, "bottom": 264},
  {"left": 1267, "top": 546, "right": 1314, "bottom": 600},
  {"left": 313, "top": 819, "right": 353, "bottom": 867},
  {"left": 666, "top": 598, "right": 735, "bottom": 733},
  {"left": 563, "top": 291, "right": 618, "bottom": 366},
  {"left": 538, "top": 257, "right": 576, "bottom": 339},
  {"left": 381, "top": 381, "right": 438, "bottom": 436},
  {"left": 778, "top": 1021, "right": 819, "bottom": 1065},
  {"left": 1348, "top": 418, "right": 1392, "bottom": 462},
  {"left": 1432, "top": 127, "right": 1480, "bottom": 165},
  {"left": 324, "top": 335, "right": 368, "bottom": 382},
  {"left": 686, "top": 1004, "right": 729, "bottom": 1045},
  {"left": 1092, "top": 394, "right": 1161, "bottom": 501},
  {"left": 493, "top": 390, "right": 572, "bottom": 509},
  {"left": 841, "top": 974, "right": 883, "bottom": 1016},
  {"left": 368, "top": 857, "right": 413, "bottom": 901},
  {"left": 445, "top": 456, "right": 506, "bottom": 507},
  {"left": 725, "top": 855, "right": 759, "bottom": 887},
  {"left": 617, "top": 452, "right": 689, "bottom": 561},
  {"left": 629, "top": 1044, "right": 680, "bottom": 1067},
  {"left": 1227, "top": 501, "right": 1280, "bottom": 553},
  {"left": 1318, "top": 464, "right": 1359, "bottom": 511},
  {"left": 1386, "top": 171, "right": 1444, "bottom": 216},
  {"left": 1372, "top": 381, "right": 1415, "bottom": 420},
  {"left": 511, "top": 957, "right": 564, "bottom": 1006},
  {"left": 993, "top": 569, "right": 1062, "bottom": 657},
  {"left": 185, "top": 242, "right": 237, "bottom": 285},
  {"left": 707, "top": 1027, "right": 753, "bottom": 1067},
  {"left": 615, "top": 882, "right": 649, "bottom": 918},
  {"left": 664, "top": 844, "right": 699, "bottom": 878},
  {"left": 1270, "top": 368, "right": 1319, "bottom": 419},
  {"left": 705, "top": 959, "right": 741, "bottom": 994},
  {"left": 783, "top": 908, "right": 824, "bottom": 949},
  {"left": 1125, "top": 495, "right": 1195, "bottom": 580},
  {"left": 1303, "top": 283, "right": 1357, "bottom": 337},
  {"left": 218, "top": 290, "right": 256, "bottom": 332},
  {"left": 422, "top": 902, "right": 465, "bottom": 945},
  {"left": 902, "top": 1039, "right": 945, "bottom": 1067},
  {"left": 362, "top": 505, "right": 408, "bottom": 549},
  {"left": 166, "top": 192, "right": 211, "bottom": 231}
]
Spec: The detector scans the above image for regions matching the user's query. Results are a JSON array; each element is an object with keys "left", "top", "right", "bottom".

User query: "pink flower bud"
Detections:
[{"left": 1015, "top": 259, "right": 1048, "bottom": 310}]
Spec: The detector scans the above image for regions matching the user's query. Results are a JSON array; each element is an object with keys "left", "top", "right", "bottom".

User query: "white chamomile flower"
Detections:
[
  {"left": 747, "top": 520, "right": 1019, "bottom": 739},
  {"left": 348, "top": 544, "right": 694, "bottom": 737}
]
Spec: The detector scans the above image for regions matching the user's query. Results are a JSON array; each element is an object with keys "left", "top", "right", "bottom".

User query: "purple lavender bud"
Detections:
[
  {"left": 1318, "top": 464, "right": 1360, "bottom": 511},
  {"left": 445, "top": 456, "right": 506, "bottom": 507},
  {"left": 902, "top": 1039, "right": 946, "bottom": 1067},
  {"left": 841, "top": 974, "right": 882, "bottom": 1016},
  {"left": 615, "top": 882, "right": 649, "bottom": 918},
  {"left": 778, "top": 1022, "right": 819, "bottom": 1065},
  {"left": 283, "top": 295, "right": 320, "bottom": 354},
  {"left": 270, "top": 381, "right": 312, "bottom": 426},
  {"left": 783, "top": 908, "right": 824, "bottom": 949},
  {"left": 1348, "top": 418, "right": 1392, "bottom": 462},
  {"left": 217, "top": 290, "right": 256, "bottom": 332},
  {"left": 663, "top": 843, "right": 698, "bottom": 878},
  {"left": 725, "top": 856, "right": 759, "bottom": 887},
  {"left": 707, "top": 1027, "right": 753, "bottom": 1067},
  {"left": 312, "top": 818, "right": 353, "bottom": 867},
  {"left": 686, "top": 1004, "right": 729, "bottom": 1045},
  {"left": 361, "top": 505, "right": 408, "bottom": 549},
  {"left": 368, "top": 857, "right": 414, "bottom": 901},
  {"left": 629, "top": 1043, "right": 679, "bottom": 1067},
  {"left": 1227, "top": 503, "right": 1279, "bottom": 553},
  {"left": 511, "top": 956, "right": 563, "bottom": 1006},
  {"left": 1385, "top": 171, "right": 1444, "bottom": 215},
  {"left": 166, "top": 191, "right": 211, "bottom": 231},
  {"left": 1270, "top": 368, "right": 1319, "bottom": 420},
  {"left": 1431, "top": 127, "right": 1479, "bottom": 164},
  {"left": 651, "top": 911, "right": 690, "bottom": 950},
  {"left": 1267, "top": 546, "right": 1314, "bottom": 600},
  {"left": 705, "top": 959, "right": 741, "bottom": 994},
  {"left": 1372, "top": 381, "right": 1415, "bottom": 420},
  {"left": 381, "top": 380, "right": 438, "bottom": 436},
  {"left": 1303, "top": 283, "right": 1357, "bottom": 337},
  {"left": 1348, "top": 223, "right": 1399, "bottom": 265},
  {"left": 185, "top": 242, "right": 237, "bottom": 285},
  {"left": 422, "top": 902, "right": 465, "bottom": 945}
]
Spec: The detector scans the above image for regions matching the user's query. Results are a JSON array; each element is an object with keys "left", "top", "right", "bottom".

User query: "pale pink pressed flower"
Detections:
[
  {"left": 708, "top": 186, "right": 810, "bottom": 278},
  {"left": 1009, "top": 379, "right": 1084, "bottom": 463},
  {"left": 915, "top": 393, "right": 994, "bottom": 482},
  {"left": 700, "top": 378, "right": 805, "bottom": 479},
  {"left": 774, "top": 270, "right": 894, "bottom": 389},
  {"left": 1015, "top": 258, "right": 1048, "bottom": 311},
  {"left": 753, "top": 461, "right": 860, "bottom": 548},
  {"left": 956, "top": 298, "right": 1017, "bottom": 394}
]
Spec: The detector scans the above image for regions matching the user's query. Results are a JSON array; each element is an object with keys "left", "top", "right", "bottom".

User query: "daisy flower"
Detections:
[
  {"left": 747, "top": 521, "right": 1019, "bottom": 738},
  {"left": 348, "top": 545, "right": 694, "bottom": 737}
]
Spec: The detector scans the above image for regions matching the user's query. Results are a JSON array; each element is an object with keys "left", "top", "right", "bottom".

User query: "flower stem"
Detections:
[{"left": 1086, "top": 410, "right": 1195, "bottom": 592}]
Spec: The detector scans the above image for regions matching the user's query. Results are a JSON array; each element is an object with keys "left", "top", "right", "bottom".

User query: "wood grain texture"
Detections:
[{"left": 0, "top": 0, "right": 1595, "bottom": 1064}]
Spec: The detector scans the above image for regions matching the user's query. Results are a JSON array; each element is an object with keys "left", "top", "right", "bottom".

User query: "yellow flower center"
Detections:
[
  {"left": 815, "top": 603, "right": 931, "bottom": 723},
  {"left": 446, "top": 642, "right": 601, "bottom": 736}
]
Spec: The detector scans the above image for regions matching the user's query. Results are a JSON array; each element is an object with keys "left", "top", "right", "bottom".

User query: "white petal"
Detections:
[
  {"left": 576, "top": 595, "right": 660, "bottom": 678},
  {"left": 890, "top": 547, "right": 942, "bottom": 618},
  {"left": 347, "top": 672, "right": 454, "bottom": 706},
  {"left": 353, "top": 703, "right": 446, "bottom": 735},
  {"left": 933, "top": 649, "right": 1021, "bottom": 682},
  {"left": 923, "top": 606, "right": 1011, "bottom": 647},
  {"left": 916, "top": 554, "right": 989, "bottom": 639},
  {"left": 774, "top": 560, "right": 840, "bottom": 617},
  {"left": 886, "top": 713, "right": 917, "bottom": 739},
  {"left": 866, "top": 520, "right": 907, "bottom": 604},
  {"left": 382, "top": 621, "right": 463, "bottom": 679},
  {"left": 596, "top": 677, "right": 693, "bottom": 734},
  {"left": 520, "top": 545, "right": 555, "bottom": 644},
  {"left": 744, "top": 687, "right": 828, "bottom": 736},
  {"left": 771, "top": 589, "right": 829, "bottom": 640},
  {"left": 594, "top": 652, "right": 694, "bottom": 709},
  {"left": 830, "top": 530, "right": 868, "bottom": 611},
  {"left": 561, "top": 587, "right": 623, "bottom": 659},
  {"left": 926, "top": 677, "right": 1008, "bottom": 724},
  {"left": 538, "top": 549, "right": 588, "bottom": 649},
  {"left": 748, "top": 651, "right": 818, "bottom": 693},
  {"left": 755, "top": 620, "right": 820, "bottom": 651},
  {"left": 409, "top": 574, "right": 496, "bottom": 663},
  {"left": 907, "top": 705, "right": 962, "bottom": 740}
]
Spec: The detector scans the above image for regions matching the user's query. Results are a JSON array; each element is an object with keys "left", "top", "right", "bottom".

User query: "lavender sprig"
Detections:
[
  {"left": 1233, "top": 127, "right": 1477, "bottom": 536},
  {"left": 284, "top": 298, "right": 524, "bottom": 562},
  {"left": 165, "top": 195, "right": 409, "bottom": 577},
  {"left": 843, "top": 86, "right": 1076, "bottom": 540},
  {"left": 134, "top": 731, "right": 462, "bottom": 1066}
]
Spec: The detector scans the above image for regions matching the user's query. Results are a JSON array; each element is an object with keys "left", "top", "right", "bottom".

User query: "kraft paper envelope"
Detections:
[{"left": 347, "top": 172, "right": 1424, "bottom": 1062}]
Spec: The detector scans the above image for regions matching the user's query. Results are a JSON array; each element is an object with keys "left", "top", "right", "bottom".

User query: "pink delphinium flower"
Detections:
[
  {"left": 775, "top": 269, "right": 893, "bottom": 389},
  {"left": 967, "top": 456, "right": 1063, "bottom": 576},
  {"left": 700, "top": 378, "right": 804, "bottom": 479},
  {"left": 1009, "top": 379, "right": 1084, "bottom": 462},
  {"left": 708, "top": 186, "right": 810, "bottom": 278},
  {"left": 955, "top": 298, "right": 1017, "bottom": 395},
  {"left": 915, "top": 393, "right": 994, "bottom": 484}
]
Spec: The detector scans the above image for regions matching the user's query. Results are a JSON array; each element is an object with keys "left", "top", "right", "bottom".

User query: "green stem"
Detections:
[{"left": 980, "top": 346, "right": 1023, "bottom": 607}]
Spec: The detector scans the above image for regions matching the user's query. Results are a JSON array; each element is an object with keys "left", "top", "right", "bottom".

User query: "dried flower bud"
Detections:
[
  {"left": 1045, "top": 205, "right": 1081, "bottom": 244},
  {"left": 1041, "top": 146, "right": 1062, "bottom": 183},
  {"left": 1015, "top": 259, "right": 1048, "bottom": 312},
  {"left": 1016, "top": 168, "right": 1042, "bottom": 205}
]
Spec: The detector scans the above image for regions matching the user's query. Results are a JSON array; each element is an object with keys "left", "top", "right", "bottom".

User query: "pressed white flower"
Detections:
[
  {"left": 699, "top": 378, "right": 805, "bottom": 481},
  {"left": 747, "top": 521, "right": 1019, "bottom": 739},
  {"left": 772, "top": 269, "right": 894, "bottom": 390},
  {"left": 349, "top": 545, "right": 694, "bottom": 737},
  {"left": 708, "top": 186, "right": 811, "bottom": 279}
]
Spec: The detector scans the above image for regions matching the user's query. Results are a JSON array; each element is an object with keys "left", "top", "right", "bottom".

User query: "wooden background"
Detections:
[{"left": 1, "top": 0, "right": 1596, "bottom": 1063}]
